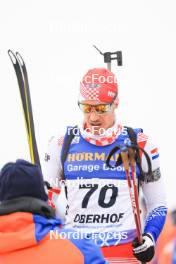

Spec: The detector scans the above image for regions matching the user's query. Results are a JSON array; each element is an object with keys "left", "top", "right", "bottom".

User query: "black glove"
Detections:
[{"left": 132, "top": 233, "right": 155, "bottom": 262}]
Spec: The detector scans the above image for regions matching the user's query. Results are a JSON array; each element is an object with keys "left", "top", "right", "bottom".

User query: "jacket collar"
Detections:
[{"left": 0, "top": 196, "right": 55, "bottom": 218}]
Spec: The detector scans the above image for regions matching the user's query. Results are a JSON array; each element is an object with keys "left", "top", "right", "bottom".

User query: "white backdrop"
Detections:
[{"left": 0, "top": 0, "right": 175, "bottom": 208}]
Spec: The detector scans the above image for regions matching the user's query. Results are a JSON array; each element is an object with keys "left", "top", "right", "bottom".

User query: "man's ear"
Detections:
[{"left": 113, "top": 98, "right": 119, "bottom": 109}]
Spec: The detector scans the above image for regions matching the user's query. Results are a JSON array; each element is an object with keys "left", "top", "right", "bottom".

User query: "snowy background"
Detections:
[{"left": 0, "top": 0, "right": 175, "bottom": 208}]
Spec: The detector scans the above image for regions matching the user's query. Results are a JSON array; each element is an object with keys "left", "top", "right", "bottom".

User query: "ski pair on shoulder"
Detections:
[{"left": 8, "top": 50, "right": 41, "bottom": 168}]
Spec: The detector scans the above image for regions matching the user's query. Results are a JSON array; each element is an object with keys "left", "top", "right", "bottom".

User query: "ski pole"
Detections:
[
  {"left": 121, "top": 147, "right": 145, "bottom": 264},
  {"left": 128, "top": 148, "right": 143, "bottom": 243}
]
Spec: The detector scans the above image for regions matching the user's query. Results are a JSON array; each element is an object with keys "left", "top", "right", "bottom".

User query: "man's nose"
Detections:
[{"left": 89, "top": 111, "right": 100, "bottom": 121}]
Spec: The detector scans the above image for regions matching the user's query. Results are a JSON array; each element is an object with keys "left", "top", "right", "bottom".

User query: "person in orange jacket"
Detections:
[
  {"left": 157, "top": 238, "right": 176, "bottom": 264},
  {"left": 0, "top": 159, "right": 107, "bottom": 264},
  {"left": 152, "top": 210, "right": 176, "bottom": 264}
]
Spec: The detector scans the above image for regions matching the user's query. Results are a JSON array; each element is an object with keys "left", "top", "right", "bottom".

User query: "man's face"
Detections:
[{"left": 80, "top": 100, "right": 118, "bottom": 135}]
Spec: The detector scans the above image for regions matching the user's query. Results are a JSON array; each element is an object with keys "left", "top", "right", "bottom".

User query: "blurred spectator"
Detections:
[
  {"left": 152, "top": 209, "right": 176, "bottom": 264},
  {"left": 0, "top": 159, "right": 107, "bottom": 264}
]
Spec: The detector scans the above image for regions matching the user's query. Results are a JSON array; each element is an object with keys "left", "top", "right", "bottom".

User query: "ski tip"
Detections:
[
  {"left": 8, "top": 50, "right": 17, "bottom": 64},
  {"left": 16, "top": 52, "right": 24, "bottom": 66}
]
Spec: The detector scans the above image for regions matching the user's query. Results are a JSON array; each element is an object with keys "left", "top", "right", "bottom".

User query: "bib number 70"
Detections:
[{"left": 79, "top": 184, "right": 118, "bottom": 208}]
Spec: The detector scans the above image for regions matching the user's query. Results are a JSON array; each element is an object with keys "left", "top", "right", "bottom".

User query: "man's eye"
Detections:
[
  {"left": 97, "top": 105, "right": 106, "bottom": 112},
  {"left": 84, "top": 106, "right": 91, "bottom": 112}
]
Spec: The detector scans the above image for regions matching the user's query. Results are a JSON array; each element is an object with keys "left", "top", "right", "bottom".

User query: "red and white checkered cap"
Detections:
[{"left": 79, "top": 68, "right": 118, "bottom": 103}]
